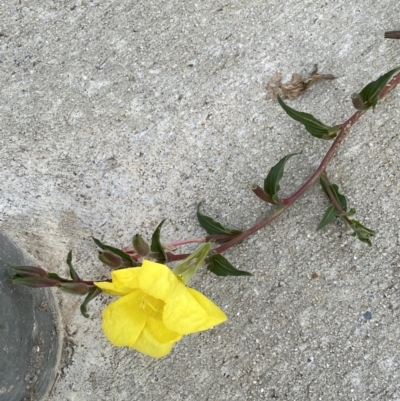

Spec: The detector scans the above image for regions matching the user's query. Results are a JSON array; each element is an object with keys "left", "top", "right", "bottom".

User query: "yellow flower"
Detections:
[{"left": 94, "top": 260, "right": 227, "bottom": 358}]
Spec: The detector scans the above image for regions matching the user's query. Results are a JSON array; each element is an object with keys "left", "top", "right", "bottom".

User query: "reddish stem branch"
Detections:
[
  {"left": 212, "top": 71, "right": 400, "bottom": 254},
  {"left": 168, "top": 237, "right": 206, "bottom": 247}
]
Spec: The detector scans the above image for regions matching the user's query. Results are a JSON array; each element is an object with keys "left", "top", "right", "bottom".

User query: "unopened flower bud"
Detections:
[
  {"left": 132, "top": 234, "right": 150, "bottom": 257},
  {"left": 351, "top": 93, "right": 368, "bottom": 111},
  {"left": 10, "top": 265, "right": 49, "bottom": 277},
  {"left": 98, "top": 251, "right": 123, "bottom": 268},
  {"left": 12, "top": 275, "right": 59, "bottom": 288},
  {"left": 59, "top": 282, "right": 90, "bottom": 295}
]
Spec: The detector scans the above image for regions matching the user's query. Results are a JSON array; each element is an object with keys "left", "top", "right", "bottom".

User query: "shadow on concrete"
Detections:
[{"left": 0, "top": 232, "right": 60, "bottom": 401}]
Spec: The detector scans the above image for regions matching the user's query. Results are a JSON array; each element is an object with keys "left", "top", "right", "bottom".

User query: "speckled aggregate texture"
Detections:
[{"left": 1, "top": 0, "right": 400, "bottom": 400}]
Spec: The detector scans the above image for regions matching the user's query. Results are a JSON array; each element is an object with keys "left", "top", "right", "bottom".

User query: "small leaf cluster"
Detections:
[{"left": 318, "top": 175, "right": 375, "bottom": 246}]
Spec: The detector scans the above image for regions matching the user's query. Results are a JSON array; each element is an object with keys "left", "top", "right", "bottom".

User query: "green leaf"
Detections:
[
  {"left": 150, "top": 219, "right": 167, "bottom": 261},
  {"left": 92, "top": 237, "right": 138, "bottom": 267},
  {"left": 207, "top": 254, "right": 252, "bottom": 277},
  {"left": 352, "top": 67, "right": 400, "bottom": 110},
  {"left": 80, "top": 287, "right": 102, "bottom": 318},
  {"left": 349, "top": 219, "right": 375, "bottom": 246},
  {"left": 316, "top": 205, "right": 337, "bottom": 231},
  {"left": 66, "top": 250, "right": 80, "bottom": 282},
  {"left": 319, "top": 177, "right": 347, "bottom": 211},
  {"left": 264, "top": 152, "right": 301, "bottom": 204},
  {"left": 277, "top": 96, "right": 341, "bottom": 140},
  {"left": 196, "top": 203, "right": 242, "bottom": 236}
]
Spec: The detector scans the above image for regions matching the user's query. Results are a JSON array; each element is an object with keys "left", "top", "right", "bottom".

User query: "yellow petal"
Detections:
[
  {"left": 132, "top": 319, "right": 179, "bottom": 358},
  {"left": 95, "top": 267, "right": 141, "bottom": 296},
  {"left": 94, "top": 281, "right": 128, "bottom": 296},
  {"left": 187, "top": 288, "right": 227, "bottom": 329},
  {"left": 102, "top": 290, "right": 147, "bottom": 347},
  {"left": 162, "top": 288, "right": 218, "bottom": 334},
  {"left": 138, "top": 260, "right": 182, "bottom": 301}
]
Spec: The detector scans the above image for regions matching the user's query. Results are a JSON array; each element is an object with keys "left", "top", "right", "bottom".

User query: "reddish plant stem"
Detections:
[
  {"left": 281, "top": 109, "right": 364, "bottom": 205},
  {"left": 213, "top": 207, "right": 286, "bottom": 254},
  {"left": 54, "top": 277, "right": 99, "bottom": 285},
  {"left": 212, "top": 71, "right": 400, "bottom": 254},
  {"left": 206, "top": 233, "right": 241, "bottom": 243},
  {"left": 166, "top": 252, "right": 191, "bottom": 262},
  {"left": 168, "top": 237, "right": 206, "bottom": 247}
]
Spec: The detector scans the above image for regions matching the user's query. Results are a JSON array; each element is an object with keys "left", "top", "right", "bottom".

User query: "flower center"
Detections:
[{"left": 140, "top": 294, "right": 165, "bottom": 319}]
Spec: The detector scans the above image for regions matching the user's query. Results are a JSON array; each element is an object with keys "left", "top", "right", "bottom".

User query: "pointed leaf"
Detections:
[
  {"left": 66, "top": 250, "right": 80, "bottom": 282},
  {"left": 316, "top": 205, "right": 337, "bottom": 231},
  {"left": 278, "top": 96, "right": 341, "bottom": 140},
  {"left": 349, "top": 219, "right": 375, "bottom": 246},
  {"left": 197, "top": 203, "right": 242, "bottom": 236},
  {"left": 80, "top": 287, "right": 102, "bottom": 318},
  {"left": 264, "top": 152, "right": 301, "bottom": 204},
  {"left": 353, "top": 67, "right": 400, "bottom": 110},
  {"left": 150, "top": 219, "right": 167, "bottom": 262},
  {"left": 207, "top": 254, "right": 252, "bottom": 277},
  {"left": 319, "top": 176, "right": 347, "bottom": 211},
  {"left": 92, "top": 237, "right": 138, "bottom": 267}
]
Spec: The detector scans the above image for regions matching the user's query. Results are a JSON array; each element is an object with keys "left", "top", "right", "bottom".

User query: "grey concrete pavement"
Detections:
[{"left": 1, "top": 0, "right": 400, "bottom": 400}]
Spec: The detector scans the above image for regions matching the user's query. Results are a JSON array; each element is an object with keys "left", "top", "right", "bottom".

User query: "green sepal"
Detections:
[
  {"left": 207, "top": 254, "right": 252, "bottom": 277},
  {"left": 316, "top": 205, "right": 337, "bottom": 231},
  {"left": 352, "top": 67, "right": 400, "bottom": 110},
  {"left": 349, "top": 220, "right": 375, "bottom": 246},
  {"left": 196, "top": 202, "right": 242, "bottom": 236},
  {"left": 80, "top": 286, "right": 102, "bottom": 318},
  {"left": 66, "top": 250, "right": 80, "bottom": 282},
  {"left": 264, "top": 152, "right": 301, "bottom": 204},
  {"left": 173, "top": 243, "right": 212, "bottom": 284},
  {"left": 277, "top": 96, "right": 341, "bottom": 140},
  {"left": 92, "top": 237, "right": 138, "bottom": 267},
  {"left": 150, "top": 219, "right": 167, "bottom": 262}
]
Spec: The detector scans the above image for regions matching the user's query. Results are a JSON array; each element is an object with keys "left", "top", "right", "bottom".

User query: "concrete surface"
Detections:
[
  {"left": 1, "top": 0, "right": 400, "bottom": 400},
  {"left": 0, "top": 232, "right": 60, "bottom": 401}
]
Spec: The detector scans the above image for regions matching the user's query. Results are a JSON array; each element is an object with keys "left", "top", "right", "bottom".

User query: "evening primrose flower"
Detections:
[{"left": 94, "top": 260, "right": 227, "bottom": 358}]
